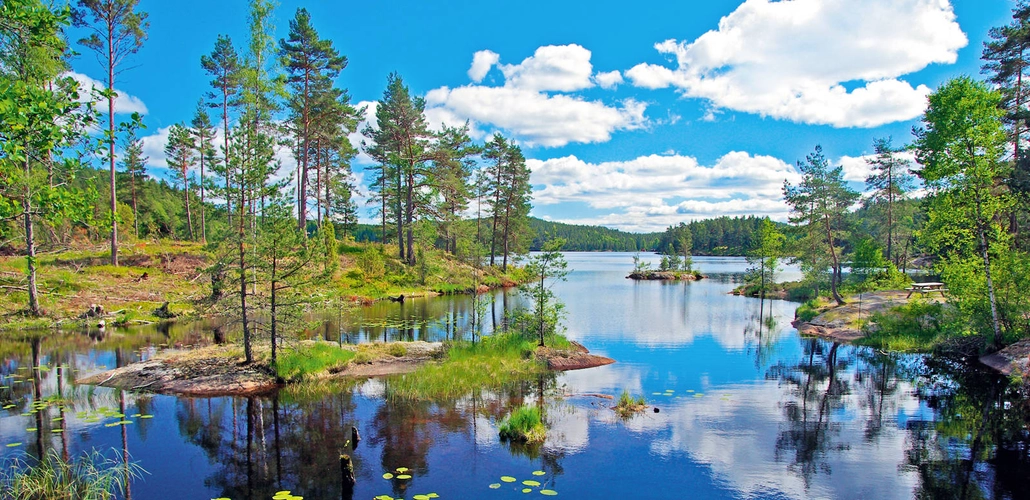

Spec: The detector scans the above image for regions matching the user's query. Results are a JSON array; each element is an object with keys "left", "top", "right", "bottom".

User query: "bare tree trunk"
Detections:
[
  {"left": 108, "top": 30, "right": 119, "bottom": 266},
  {"left": 200, "top": 139, "right": 207, "bottom": 244},
  {"left": 24, "top": 155, "right": 40, "bottom": 316},
  {"left": 824, "top": 215, "right": 845, "bottom": 305}
]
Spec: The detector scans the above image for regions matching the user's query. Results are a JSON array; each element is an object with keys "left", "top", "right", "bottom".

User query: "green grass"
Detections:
[
  {"left": 0, "top": 448, "right": 145, "bottom": 500},
  {"left": 614, "top": 390, "right": 647, "bottom": 416},
  {"left": 275, "top": 343, "right": 357, "bottom": 382},
  {"left": 498, "top": 404, "right": 546, "bottom": 443},
  {"left": 855, "top": 299, "right": 953, "bottom": 352},
  {"left": 387, "top": 332, "right": 551, "bottom": 400}
]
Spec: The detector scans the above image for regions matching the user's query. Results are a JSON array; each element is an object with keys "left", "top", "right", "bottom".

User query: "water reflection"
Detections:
[{"left": 2, "top": 254, "right": 1029, "bottom": 500}]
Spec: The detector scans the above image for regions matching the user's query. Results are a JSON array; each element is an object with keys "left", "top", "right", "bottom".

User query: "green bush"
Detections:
[
  {"left": 795, "top": 300, "right": 822, "bottom": 322},
  {"left": 387, "top": 343, "right": 407, "bottom": 357},
  {"left": 356, "top": 246, "right": 386, "bottom": 280},
  {"left": 498, "top": 404, "right": 546, "bottom": 443}
]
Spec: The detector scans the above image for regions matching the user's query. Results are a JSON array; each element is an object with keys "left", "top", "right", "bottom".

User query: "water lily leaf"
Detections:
[
  {"left": 427, "top": 494, "right": 439, "bottom": 498},
  {"left": 396, "top": 474, "right": 412, "bottom": 480},
  {"left": 532, "top": 470, "right": 545, "bottom": 476},
  {"left": 211, "top": 497, "right": 230, "bottom": 500},
  {"left": 374, "top": 496, "right": 393, "bottom": 500},
  {"left": 522, "top": 480, "right": 541, "bottom": 487},
  {"left": 522, "top": 488, "right": 531, "bottom": 493},
  {"left": 540, "top": 490, "right": 558, "bottom": 496},
  {"left": 501, "top": 476, "right": 516, "bottom": 483},
  {"left": 693, "top": 394, "right": 703, "bottom": 398},
  {"left": 2, "top": 404, "right": 14, "bottom": 409},
  {"left": 6, "top": 443, "right": 21, "bottom": 447},
  {"left": 383, "top": 473, "right": 394, "bottom": 479},
  {"left": 413, "top": 495, "right": 429, "bottom": 500},
  {"left": 489, "top": 483, "right": 501, "bottom": 489},
  {"left": 396, "top": 467, "right": 409, "bottom": 472},
  {"left": 26, "top": 428, "right": 36, "bottom": 432},
  {"left": 51, "top": 429, "right": 63, "bottom": 433},
  {"left": 686, "top": 389, "right": 695, "bottom": 393}
]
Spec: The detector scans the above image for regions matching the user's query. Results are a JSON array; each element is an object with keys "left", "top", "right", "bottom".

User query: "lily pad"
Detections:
[
  {"left": 26, "top": 428, "right": 36, "bottom": 432},
  {"left": 396, "top": 474, "right": 412, "bottom": 480},
  {"left": 396, "top": 467, "right": 409, "bottom": 473},
  {"left": 489, "top": 483, "right": 501, "bottom": 489},
  {"left": 6, "top": 443, "right": 21, "bottom": 447},
  {"left": 532, "top": 470, "right": 545, "bottom": 476},
  {"left": 383, "top": 473, "right": 394, "bottom": 479},
  {"left": 522, "top": 489, "right": 532, "bottom": 493},
  {"left": 523, "top": 480, "right": 541, "bottom": 487},
  {"left": 500, "top": 476, "right": 516, "bottom": 483},
  {"left": 540, "top": 490, "right": 558, "bottom": 496},
  {"left": 427, "top": 494, "right": 439, "bottom": 498},
  {"left": 413, "top": 495, "right": 429, "bottom": 500},
  {"left": 139, "top": 415, "right": 154, "bottom": 419}
]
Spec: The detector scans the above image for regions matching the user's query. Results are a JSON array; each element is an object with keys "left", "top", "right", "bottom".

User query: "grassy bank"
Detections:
[
  {"left": 386, "top": 331, "right": 570, "bottom": 400},
  {"left": 0, "top": 239, "right": 526, "bottom": 331},
  {"left": 498, "top": 405, "right": 546, "bottom": 443}
]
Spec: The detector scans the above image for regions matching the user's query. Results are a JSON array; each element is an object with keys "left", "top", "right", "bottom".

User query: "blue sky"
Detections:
[{"left": 66, "top": 0, "right": 1016, "bottom": 232}]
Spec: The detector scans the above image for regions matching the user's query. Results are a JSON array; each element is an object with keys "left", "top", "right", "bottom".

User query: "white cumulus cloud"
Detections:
[
  {"left": 594, "top": 70, "right": 624, "bottom": 89},
  {"left": 65, "top": 71, "right": 149, "bottom": 115},
  {"left": 626, "top": 0, "right": 967, "bottom": 127},
  {"left": 467, "top": 50, "right": 500, "bottom": 83},
  {"left": 529, "top": 151, "right": 800, "bottom": 232},
  {"left": 427, "top": 45, "right": 646, "bottom": 147}
]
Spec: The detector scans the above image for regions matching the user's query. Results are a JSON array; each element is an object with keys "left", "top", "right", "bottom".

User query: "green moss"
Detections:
[{"left": 498, "top": 404, "right": 546, "bottom": 443}]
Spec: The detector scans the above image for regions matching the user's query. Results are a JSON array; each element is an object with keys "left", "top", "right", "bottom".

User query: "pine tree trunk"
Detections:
[
  {"left": 200, "top": 137, "right": 207, "bottom": 244},
  {"left": 108, "top": 28, "right": 118, "bottom": 266},
  {"left": 131, "top": 170, "right": 138, "bottom": 239},
  {"left": 223, "top": 91, "right": 232, "bottom": 227},
  {"left": 824, "top": 215, "right": 845, "bottom": 305},
  {"left": 184, "top": 174, "right": 195, "bottom": 241}
]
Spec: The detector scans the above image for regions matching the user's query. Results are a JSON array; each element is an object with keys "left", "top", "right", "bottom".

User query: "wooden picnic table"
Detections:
[{"left": 906, "top": 282, "right": 947, "bottom": 298}]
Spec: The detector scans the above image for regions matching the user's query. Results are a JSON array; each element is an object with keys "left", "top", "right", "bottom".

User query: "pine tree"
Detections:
[
  {"left": 165, "top": 123, "right": 197, "bottom": 241},
  {"left": 119, "top": 125, "right": 147, "bottom": 239},
  {"left": 864, "top": 137, "right": 915, "bottom": 268},
  {"left": 201, "top": 34, "right": 241, "bottom": 226},
  {"left": 279, "top": 7, "right": 347, "bottom": 230},
  {"left": 191, "top": 101, "right": 216, "bottom": 243},
  {"left": 72, "top": 0, "right": 148, "bottom": 266},
  {"left": 783, "top": 145, "right": 859, "bottom": 305}
]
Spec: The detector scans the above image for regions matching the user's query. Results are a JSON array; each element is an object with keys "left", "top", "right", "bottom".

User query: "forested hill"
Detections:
[
  {"left": 353, "top": 216, "right": 780, "bottom": 255},
  {"left": 527, "top": 218, "right": 660, "bottom": 252}
]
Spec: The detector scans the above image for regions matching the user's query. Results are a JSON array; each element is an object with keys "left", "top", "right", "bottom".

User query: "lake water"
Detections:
[{"left": 1, "top": 253, "right": 1028, "bottom": 499}]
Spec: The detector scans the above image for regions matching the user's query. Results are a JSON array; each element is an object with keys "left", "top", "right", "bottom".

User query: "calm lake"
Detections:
[{"left": 2, "top": 253, "right": 1028, "bottom": 499}]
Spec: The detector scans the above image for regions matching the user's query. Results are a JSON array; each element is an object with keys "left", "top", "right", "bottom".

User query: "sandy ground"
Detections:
[{"left": 795, "top": 290, "right": 944, "bottom": 342}]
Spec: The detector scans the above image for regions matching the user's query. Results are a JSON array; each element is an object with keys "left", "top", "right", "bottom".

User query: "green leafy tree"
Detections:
[
  {"left": 522, "top": 237, "right": 569, "bottom": 347},
  {"left": 864, "top": 137, "right": 915, "bottom": 268},
  {"left": 0, "top": 0, "right": 97, "bottom": 316},
  {"left": 72, "top": 0, "right": 148, "bottom": 266},
  {"left": 783, "top": 145, "right": 859, "bottom": 305},
  {"left": 433, "top": 122, "right": 479, "bottom": 253},
  {"left": 484, "top": 135, "right": 532, "bottom": 271},
  {"left": 914, "top": 76, "right": 1014, "bottom": 347},
  {"left": 745, "top": 218, "right": 785, "bottom": 297}
]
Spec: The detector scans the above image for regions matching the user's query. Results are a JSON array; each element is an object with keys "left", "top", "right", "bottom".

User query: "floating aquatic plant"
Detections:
[
  {"left": 532, "top": 470, "right": 545, "bottom": 476},
  {"left": 522, "top": 480, "right": 540, "bottom": 487},
  {"left": 501, "top": 476, "right": 516, "bottom": 483},
  {"left": 540, "top": 489, "right": 558, "bottom": 496}
]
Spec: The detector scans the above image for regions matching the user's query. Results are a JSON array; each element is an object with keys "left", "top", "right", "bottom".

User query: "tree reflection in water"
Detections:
[
  {"left": 768, "top": 338, "right": 852, "bottom": 488},
  {"left": 907, "top": 352, "right": 1030, "bottom": 500}
]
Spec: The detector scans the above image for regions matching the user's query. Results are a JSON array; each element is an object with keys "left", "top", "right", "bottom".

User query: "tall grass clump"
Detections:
[
  {"left": 387, "top": 331, "right": 550, "bottom": 400},
  {"left": 275, "top": 343, "right": 356, "bottom": 382},
  {"left": 614, "top": 390, "right": 647, "bottom": 417},
  {"left": 0, "top": 448, "right": 145, "bottom": 500},
  {"left": 498, "top": 404, "right": 546, "bottom": 443}
]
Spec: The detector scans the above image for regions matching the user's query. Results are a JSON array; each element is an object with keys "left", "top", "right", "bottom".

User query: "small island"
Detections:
[{"left": 626, "top": 246, "right": 704, "bottom": 281}]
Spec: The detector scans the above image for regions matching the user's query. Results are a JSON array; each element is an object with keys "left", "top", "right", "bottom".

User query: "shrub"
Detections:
[
  {"left": 498, "top": 404, "right": 546, "bottom": 443},
  {"left": 356, "top": 246, "right": 385, "bottom": 280},
  {"left": 387, "top": 343, "right": 407, "bottom": 357}
]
